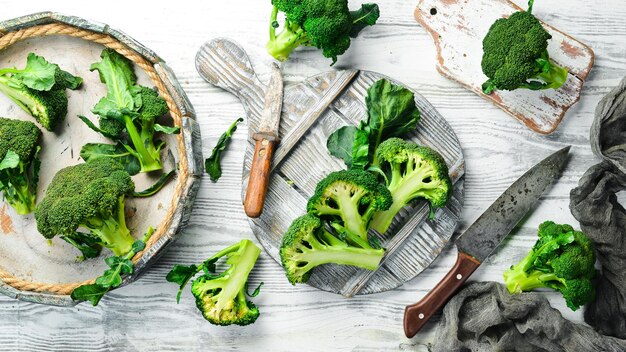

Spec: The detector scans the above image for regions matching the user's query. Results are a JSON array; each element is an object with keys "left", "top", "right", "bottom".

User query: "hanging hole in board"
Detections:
[{"left": 430, "top": 8, "right": 437, "bottom": 15}]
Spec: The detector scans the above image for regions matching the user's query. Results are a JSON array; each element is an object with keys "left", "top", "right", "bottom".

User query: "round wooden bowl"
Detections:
[{"left": 0, "top": 12, "right": 202, "bottom": 306}]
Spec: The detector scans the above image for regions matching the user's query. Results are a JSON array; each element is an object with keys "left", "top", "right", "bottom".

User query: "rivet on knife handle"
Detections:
[
  {"left": 403, "top": 252, "right": 480, "bottom": 337},
  {"left": 244, "top": 133, "right": 279, "bottom": 218}
]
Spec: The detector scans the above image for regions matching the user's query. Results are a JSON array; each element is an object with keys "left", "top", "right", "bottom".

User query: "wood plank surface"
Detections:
[{"left": 0, "top": 0, "right": 625, "bottom": 351}]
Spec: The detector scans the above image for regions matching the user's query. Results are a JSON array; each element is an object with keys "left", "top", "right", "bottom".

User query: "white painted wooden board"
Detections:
[
  {"left": 0, "top": 0, "right": 625, "bottom": 351},
  {"left": 416, "top": 0, "right": 595, "bottom": 134}
]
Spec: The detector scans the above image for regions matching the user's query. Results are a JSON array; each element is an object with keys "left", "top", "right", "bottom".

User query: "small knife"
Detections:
[
  {"left": 404, "top": 146, "right": 571, "bottom": 338},
  {"left": 243, "top": 63, "right": 284, "bottom": 218}
]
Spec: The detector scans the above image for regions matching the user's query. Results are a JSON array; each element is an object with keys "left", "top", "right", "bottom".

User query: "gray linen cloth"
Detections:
[
  {"left": 432, "top": 282, "right": 626, "bottom": 352},
  {"left": 570, "top": 76, "right": 626, "bottom": 338}
]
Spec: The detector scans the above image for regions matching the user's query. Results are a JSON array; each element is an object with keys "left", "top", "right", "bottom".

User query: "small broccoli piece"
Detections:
[
  {"left": 0, "top": 118, "right": 42, "bottom": 214},
  {"left": 480, "top": 0, "right": 568, "bottom": 94},
  {"left": 266, "top": 0, "right": 380, "bottom": 64},
  {"left": 280, "top": 214, "right": 384, "bottom": 284},
  {"left": 80, "top": 49, "right": 179, "bottom": 173},
  {"left": 369, "top": 138, "right": 452, "bottom": 234},
  {"left": 34, "top": 158, "right": 136, "bottom": 256},
  {"left": 0, "top": 53, "right": 82, "bottom": 130},
  {"left": 503, "top": 221, "right": 597, "bottom": 311},
  {"left": 167, "top": 239, "right": 263, "bottom": 326},
  {"left": 307, "top": 169, "right": 392, "bottom": 242}
]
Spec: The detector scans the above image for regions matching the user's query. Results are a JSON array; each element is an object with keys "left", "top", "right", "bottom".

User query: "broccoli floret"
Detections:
[
  {"left": 369, "top": 138, "right": 452, "bottom": 234},
  {"left": 280, "top": 214, "right": 384, "bottom": 284},
  {"left": 81, "top": 49, "right": 179, "bottom": 173},
  {"left": 167, "top": 239, "right": 262, "bottom": 326},
  {"left": 503, "top": 221, "right": 597, "bottom": 311},
  {"left": 307, "top": 169, "right": 392, "bottom": 242},
  {"left": 34, "top": 158, "right": 136, "bottom": 256},
  {"left": 0, "top": 53, "right": 82, "bottom": 130},
  {"left": 266, "top": 0, "right": 380, "bottom": 64},
  {"left": 0, "top": 118, "right": 42, "bottom": 214},
  {"left": 480, "top": 0, "right": 568, "bottom": 94}
]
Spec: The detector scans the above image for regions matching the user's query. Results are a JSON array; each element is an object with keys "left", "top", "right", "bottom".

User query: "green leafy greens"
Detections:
[
  {"left": 205, "top": 118, "right": 243, "bottom": 182},
  {"left": 71, "top": 227, "right": 155, "bottom": 306},
  {"left": 326, "top": 79, "right": 421, "bottom": 169}
]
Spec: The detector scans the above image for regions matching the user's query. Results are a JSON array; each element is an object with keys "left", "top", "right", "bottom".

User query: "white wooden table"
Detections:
[{"left": 0, "top": 1, "right": 624, "bottom": 351}]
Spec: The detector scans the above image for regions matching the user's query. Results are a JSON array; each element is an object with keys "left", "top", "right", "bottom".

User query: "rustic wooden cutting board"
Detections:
[
  {"left": 415, "top": 0, "right": 594, "bottom": 134},
  {"left": 197, "top": 39, "right": 465, "bottom": 296}
]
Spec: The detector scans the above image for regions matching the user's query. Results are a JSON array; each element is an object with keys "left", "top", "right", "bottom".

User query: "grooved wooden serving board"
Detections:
[
  {"left": 415, "top": 0, "right": 595, "bottom": 134},
  {"left": 197, "top": 39, "right": 464, "bottom": 296}
]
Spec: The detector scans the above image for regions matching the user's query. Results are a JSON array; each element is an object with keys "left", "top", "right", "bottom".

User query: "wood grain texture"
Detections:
[
  {"left": 415, "top": 0, "right": 595, "bottom": 134},
  {"left": 0, "top": 0, "right": 624, "bottom": 351}
]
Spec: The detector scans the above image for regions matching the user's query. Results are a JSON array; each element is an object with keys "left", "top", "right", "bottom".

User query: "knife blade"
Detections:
[
  {"left": 403, "top": 146, "right": 570, "bottom": 338},
  {"left": 243, "top": 63, "right": 284, "bottom": 218}
]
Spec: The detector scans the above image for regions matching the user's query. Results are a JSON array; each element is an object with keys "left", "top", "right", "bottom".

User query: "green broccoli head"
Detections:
[
  {"left": 267, "top": 0, "right": 380, "bottom": 64},
  {"left": 0, "top": 118, "right": 42, "bottom": 214},
  {"left": 481, "top": 1, "right": 568, "bottom": 94},
  {"left": 280, "top": 214, "right": 384, "bottom": 285},
  {"left": 370, "top": 138, "right": 452, "bottom": 234},
  {"left": 189, "top": 239, "right": 261, "bottom": 326},
  {"left": 307, "top": 169, "right": 392, "bottom": 241},
  {"left": 135, "top": 86, "right": 169, "bottom": 120},
  {"left": 503, "top": 221, "right": 597, "bottom": 311},
  {"left": 0, "top": 117, "right": 41, "bottom": 161},
  {"left": 34, "top": 158, "right": 136, "bottom": 256},
  {"left": 0, "top": 53, "right": 81, "bottom": 131}
]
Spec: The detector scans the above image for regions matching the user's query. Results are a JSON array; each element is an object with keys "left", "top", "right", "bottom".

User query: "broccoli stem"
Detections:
[
  {"left": 295, "top": 245, "right": 384, "bottom": 272},
  {"left": 7, "top": 181, "right": 36, "bottom": 215},
  {"left": 81, "top": 197, "right": 134, "bottom": 256},
  {"left": 265, "top": 7, "right": 308, "bottom": 62},
  {"left": 370, "top": 162, "right": 442, "bottom": 233},
  {"left": 0, "top": 76, "right": 39, "bottom": 117},
  {"left": 2, "top": 165, "right": 36, "bottom": 215},
  {"left": 336, "top": 189, "right": 369, "bottom": 241},
  {"left": 197, "top": 241, "right": 260, "bottom": 314},
  {"left": 503, "top": 266, "right": 562, "bottom": 294},
  {"left": 123, "top": 114, "right": 162, "bottom": 172}
]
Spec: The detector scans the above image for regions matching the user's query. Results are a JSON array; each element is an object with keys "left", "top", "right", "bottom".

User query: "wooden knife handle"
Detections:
[
  {"left": 403, "top": 252, "right": 480, "bottom": 338},
  {"left": 244, "top": 133, "right": 278, "bottom": 218}
]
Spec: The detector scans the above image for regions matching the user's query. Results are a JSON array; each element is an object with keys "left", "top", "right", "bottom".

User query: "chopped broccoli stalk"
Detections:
[
  {"left": 503, "top": 221, "right": 597, "bottom": 311},
  {"left": 307, "top": 169, "right": 392, "bottom": 242},
  {"left": 266, "top": 0, "right": 380, "bottom": 64},
  {"left": 481, "top": 0, "right": 568, "bottom": 94},
  {"left": 34, "top": 158, "right": 136, "bottom": 256},
  {"left": 0, "top": 118, "right": 42, "bottom": 214},
  {"left": 82, "top": 49, "right": 178, "bottom": 173},
  {"left": 280, "top": 214, "right": 384, "bottom": 284},
  {"left": 370, "top": 138, "right": 452, "bottom": 234},
  {"left": 167, "top": 239, "right": 262, "bottom": 326}
]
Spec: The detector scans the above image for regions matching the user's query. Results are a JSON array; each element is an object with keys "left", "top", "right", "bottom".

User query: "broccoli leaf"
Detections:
[
  {"left": 326, "top": 79, "right": 421, "bottom": 169},
  {"left": 365, "top": 79, "right": 421, "bottom": 152},
  {"left": 60, "top": 232, "right": 102, "bottom": 260},
  {"left": 80, "top": 143, "right": 141, "bottom": 176},
  {"left": 70, "top": 284, "right": 109, "bottom": 306},
  {"left": 154, "top": 124, "right": 180, "bottom": 134},
  {"left": 245, "top": 281, "right": 264, "bottom": 297},
  {"left": 71, "top": 227, "right": 154, "bottom": 306},
  {"left": 166, "top": 264, "right": 202, "bottom": 303},
  {"left": 326, "top": 125, "right": 358, "bottom": 167},
  {"left": 14, "top": 53, "right": 58, "bottom": 91},
  {"left": 205, "top": 118, "right": 243, "bottom": 182},
  {"left": 78, "top": 115, "right": 121, "bottom": 140},
  {"left": 0, "top": 150, "right": 19, "bottom": 170},
  {"left": 349, "top": 4, "right": 380, "bottom": 38},
  {"left": 90, "top": 49, "right": 137, "bottom": 115},
  {"left": 56, "top": 69, "right": 83, "bottom": 90},
  {"left": 133, "top": 170, "right": 176, "bottom": 197}
]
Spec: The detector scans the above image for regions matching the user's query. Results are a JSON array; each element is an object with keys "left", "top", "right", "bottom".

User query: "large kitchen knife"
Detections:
[
  {"left": 243, "top": 63, "right": 284, "bottom": 218},
  {"left": 404, "top": 146, "right": 571, "bottom": 338}
]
